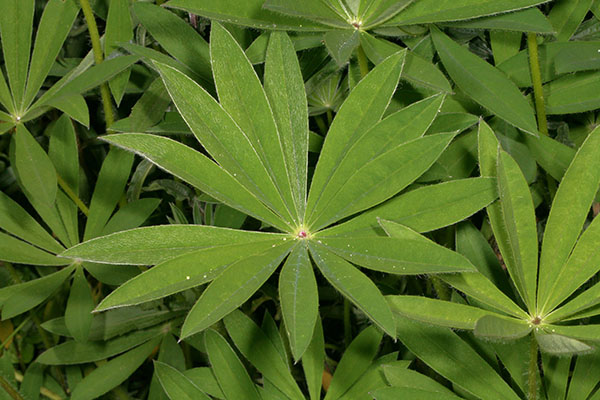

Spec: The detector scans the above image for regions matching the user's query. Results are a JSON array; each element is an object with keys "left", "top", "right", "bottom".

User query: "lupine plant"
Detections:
[{"left": 1, "top": 0, "right": 600, "bottom": 399}]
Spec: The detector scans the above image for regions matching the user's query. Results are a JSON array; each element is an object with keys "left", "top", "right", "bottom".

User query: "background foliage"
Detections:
[{"left": 1, "top": 0, "right": 600, "bottom": 399}]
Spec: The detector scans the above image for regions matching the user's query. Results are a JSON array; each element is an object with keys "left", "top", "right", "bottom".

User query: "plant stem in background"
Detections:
[
  {"left": 79, "top": 0, "right": 115, "bottom": 128},
  {"left": 527, "top": 33, "right": 548, "bottom": 136},
  {"left": 57, "top": 174, "right": 89, "bottom": 216},
  {"left": 528, "top": 334, "right": 538, "bottom": 400}
]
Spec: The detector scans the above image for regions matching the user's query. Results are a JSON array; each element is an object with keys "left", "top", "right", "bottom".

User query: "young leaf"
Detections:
[
  {"left": 431, "top": 26, "right": 538, "bottom": 135},
  {"left": 264, "top": 32, "right": 309, "bottom": 220},
  {"left": 71, "top": 337, "right": 161, "bottom": 400},
  {"left": 496, "top": 149, "right": 538, "bottom": 311},
  {"left": 324, "top": 325, "right": 382, "bottom": 400},
  {"left": 309, "top": 243, "right": 395, "bottom": 337},
  {"left": 154, "top": 361, "right": 211, "bottom": 400},
  {"left": 0, "top": 0, "right": 34, "bottom": 109},
  {"left": 306, "top": 50, "right": 406, "bottom": 223},
  {"left": 224, "top": 310, "right": 304, "bottom": 400},
  {"left": 388, "top": 295, "right": 500, "bottom": 330},
  {"left": 180, "top": 242, "right": 294, "bottom": 339},
  {"left": 279, "top": 245, "right": 319, "bottom": 360},
  {"left": 204, "top": 329, "right": 262, "bottom": 400},
  {"left": 538, "top": 126, "right": 600, "bottom": 314},
  {"left": 65, "top": 267, "right": 94, "bottom": 343}
]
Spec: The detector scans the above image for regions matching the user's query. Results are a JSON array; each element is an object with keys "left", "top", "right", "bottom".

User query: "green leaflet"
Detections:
[
  {"left": 23, "top": 0, "right": 80, "bottom": 110},
  {"left": 538, "top": 127, "right": 600, "bottom": 315},
  {"left": 359, "top": 32, "right": 452, "bottom": 93},
  {"left": 0, "top": 232, "right": 68, "bottom": 266},
  {"left": 443, "top": 8, "right": 554, "bottom": 33},
  {"left": 133, "top": 2, "right": 211, "bottom": 88},
  {"left": 388, "top": 0, "right": 548, "bottom": 25},
  {"left": 324, "top": 30, "right": 360, "bottom": 66},
  {"left": 224, "top": 311, "right": 304, "bottom": 400},
  {"left": 338, "top": 353, "right": 399, "bottom": 399},
  {"left": 309, "top": 132, "right": 456, "bottom": 230},
  {"left": 548, "top": 0, "right": 593, "bottom": 42},
  {"left": 308, "top": 93, "right": 446, "bottom": 230},
  {"left": 491, "top": 31, "right": 522, "bottom": 65},
  {"left": 263, "top": 0, "right": 349, "bottom": 28},
  {"left": 303, "top": 317, "right": 324, "bottom": 400},
  {"left": 105, "top": 0, "right": 133, "bottom": 105},
  {"left": 0, "top": 191, "right": 64, "bottom": 254},
  {"left": 0, "top": 0, "right": 34, "bottom": 109},
  {"left": 63, "top": 225, "right": 287, "bottom": 265},
  {"left": 431, "top": 27, "right": 538, "bottom": 136},
  {"left": 154, "top": 362, "right": 211, "bottom": 400},
  {"left": 65, "top": 267, "right": 94, "bottom": 343},
  {"left": 264, "top": 32, "right": 309, "bottom": 220},
  {"left": 0, "top": 264, "right": 75, "bottom": 319},
  {"left": 535, "top": 332, "right": 594, "bottom": 356},
  {"left": 544, "top": 71, "right": 600, "bottom": 115},
  {"left": 14, "top": 124, "right": 57, "bottom": 208},
  {"left": 204, "top": 329, "right": 262, "bottom": 400},
  {"left": 388, "top": 295, "right": 499, "bottom": 330},
  {"left": 154, "top": 60, "right": 294, "bottom": 227},
  {"left": 496, "top": 149, "right": 538, "bottom": 311},
  {"left": 382, "top": 366, "right": 460, "bottom": 398},
  {"left": 180, "top": 242, "right": 294, "bottom": 339},
  {"left": 211, "top": 23, "right": 297, "bottom": 224},
  {"left": 397, "top": 319, "right": 521, "bottom": 400},
  {"left": 319, "top": 230, "right": 476, "bottom": 275},
  {"left": 547, "top": 325, "right": 600, "bottom": 344},
  {"left": 372, "top": 387, "right": 462, "bottom": 400},
  {"left": 95, "top": 239, "right": 286, "bottom": 311},
  {"left": 309, "top": 243, "right": 395, "bottom": 337},
  {"left": 473, "top": 315, "right": 532, "bottom": 341},
  {"left": 71, "top": 337, "right": 161, "bottom": 400},
  {"left": 83, "top": 147, "right": 134, "bottom": 241},
  {"left": 555, "top": 43, "right": 600, "bottom": 73},
  {"left": 279, "top": 245, "right": 318, "bottom": 360},
  {"left": 306, "top": 50, "right": 405, "bottom": 224},
  {"left": 165, "top": 0, "right": 329, "bottom": 31},
  {"left": 101, "top": 199, "right": 161, "bottom": 236},
  {"left": 37, "top": 326, "right": 164, "bottom": 365},
  {"left": 321, "top": 177, "right": 498, "bottom": 237},
  {"left": 523, "top": 133, "right": 575, "bottom": 182},
  {"left": 324, "top": 325, "right": 382, "bottom": 400},
  {"left": 102, "top": 133, "right": 288, "bottom": 231}
]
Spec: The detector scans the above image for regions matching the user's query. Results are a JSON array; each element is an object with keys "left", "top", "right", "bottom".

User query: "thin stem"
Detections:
[
  {"left": 57, "top": 173, "right": 89, "bottom": 216},
  {"left": 527, "top": 33, "right": 548, "bottom": 136},
  {"left": 356, "top": 45, "right": 370, "bottom": 78},
  {"left": 0, "top": 374, "right": 24, "bottom": 400},
  {"left": 78, "top": 0, "right": 115, "bottom": 127},
  {"left": 0, "top": 317, "right": 31, "bottom": 356},
  {"left": 528, "top": 334, "right": 538, "bottom": 400},
  {"left": 343, "top": 299, "right": 352, "bottom": 347}
]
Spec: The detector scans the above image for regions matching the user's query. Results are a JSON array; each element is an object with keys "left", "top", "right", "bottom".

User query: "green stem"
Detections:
[
  {"left": 78, "top": 0, "right": 114, "bottom": 127},
  {"left": 357, "top": 45, "right": 370, "bottom": 78},
  {"left": 528, "top": 334, "right": 538, "bottom": 400},
  {"left": 343, "top": 299, "right": 352, "bottom": 347},
  {"left": 431, "top": 277, "right": 451, "bottom": 301},
  {"left": 0, "top": 317, "right": 30, "bottom": 356},
  {"left": 57, "top": 173, "right": 89, "bottom": 216},
  {"left": 527, "top": 33, "right": 548, "bottom": 136},
  {"left": 0, "top": 374, "right": 24, "bottom": 400}
]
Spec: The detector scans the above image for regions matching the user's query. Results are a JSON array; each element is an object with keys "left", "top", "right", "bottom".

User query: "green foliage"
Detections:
[{"left": 1, "top": 1, "right": 600, "bottom": 399}]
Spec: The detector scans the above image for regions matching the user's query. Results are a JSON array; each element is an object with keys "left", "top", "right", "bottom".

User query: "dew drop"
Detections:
[{"left": 186, "top": 276, "right": 190, "bottom": 280}]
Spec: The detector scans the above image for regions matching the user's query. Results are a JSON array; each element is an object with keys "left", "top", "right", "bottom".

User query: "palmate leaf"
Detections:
[{"left": 62, "top": 28, "right": 489, "bottom": 345}]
